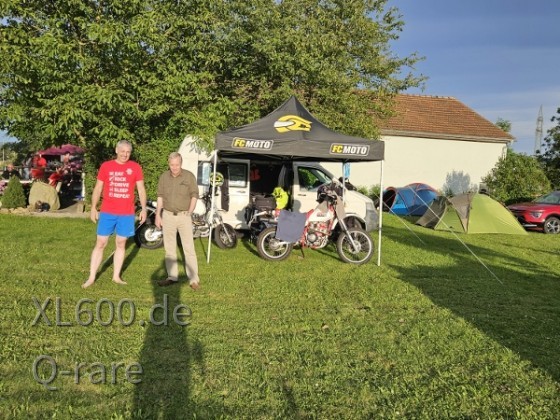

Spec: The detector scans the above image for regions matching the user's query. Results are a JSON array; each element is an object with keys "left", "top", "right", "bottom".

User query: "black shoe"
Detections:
[{"left": 158, "top": 278, "right": 178, "bottom": 287}]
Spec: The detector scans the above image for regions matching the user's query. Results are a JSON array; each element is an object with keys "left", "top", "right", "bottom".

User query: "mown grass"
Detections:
[{"left": 0, "top": 213, "right": 559, "bottom": 419}]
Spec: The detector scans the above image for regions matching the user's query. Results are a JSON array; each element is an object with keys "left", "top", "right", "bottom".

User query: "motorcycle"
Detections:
[
  {"left": 245, "top": 193, "right": 279, "bottom": 242},
  {"left": 134, "top": 200, "right": 163, "bottom": 250},
  {"left": 191, "top": 190, "right": 237, "bottom": 249},
  {"left": 256, "top": 183, "right": 374, "bottom": 264},
  {"left": 134, "top": 190, "right": 237, "bottom": 250}
]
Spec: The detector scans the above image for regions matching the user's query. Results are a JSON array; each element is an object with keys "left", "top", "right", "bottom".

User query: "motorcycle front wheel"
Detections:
[
  {"left": 134, "top": 223, "right": 164, "bottom": 250},
  {"left": 256, "top": 226, "right": 293, "bottom": 261},
  {"left": 213, "top": 223, "right": 238, "bottom": 249},
  {"left": 336, "top": 228, "right": 373, "bottom": 265}
]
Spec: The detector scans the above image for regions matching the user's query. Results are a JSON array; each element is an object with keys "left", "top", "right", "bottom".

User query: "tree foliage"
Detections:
[
  {"left": 495, "top": 118, "right": 511, "bottom": 133},
  {"left": 482, "top": 149, "right": 551, "bottom": 205},
  {"left": 0, "top": 0, "right": 424, "bottom": 193},
  {"left": 537, "top": 107, "right": 560, "bottom": 189}
]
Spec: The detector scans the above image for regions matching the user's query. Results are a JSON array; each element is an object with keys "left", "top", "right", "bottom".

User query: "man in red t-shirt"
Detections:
[
  {"left": 82, "top": 140, "right": 147, "bottom": 288},
  {"left": 37, "top": 154, "right": 47, "bottom": 168},
  {"left": 31, "top": 153, "right": 47, "bottom": 180}
]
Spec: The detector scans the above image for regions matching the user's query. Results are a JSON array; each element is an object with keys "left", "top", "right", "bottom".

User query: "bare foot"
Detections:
[
  {"left": 112, "top": 278, "right": 128, "bottom": 285},
  {"left": 189, "top": 281, "right": 200, "bottom": 291},
  {"left": 82, "top": 279, "right": 95, "bottom": 289}
]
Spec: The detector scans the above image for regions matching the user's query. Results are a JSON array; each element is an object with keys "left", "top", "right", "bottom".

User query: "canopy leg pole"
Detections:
[
  {"left": 206, "top": 152, "right": 218, "bottom": 263},
  {"left": 377, "top": 160, "right": 384, "bottom": 267}
]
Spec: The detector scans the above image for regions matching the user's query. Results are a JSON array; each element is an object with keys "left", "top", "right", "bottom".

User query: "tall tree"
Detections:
[
  {"left": 537, "top": 107, "right": 560, "bottom": 188},
  {"left": 0, "top": 0, "right": 424, "bottom": 194}
]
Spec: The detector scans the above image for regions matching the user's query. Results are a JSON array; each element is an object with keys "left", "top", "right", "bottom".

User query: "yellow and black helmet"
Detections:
[{"left": 210, "top": 171, "right": 224, "bottom": 187}]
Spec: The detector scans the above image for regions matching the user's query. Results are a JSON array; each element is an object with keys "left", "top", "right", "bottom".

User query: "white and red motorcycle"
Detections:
[
  {"left": 256, "top": 183, "right": 373, "bottom": 264},
  {"left": 135, "top": 191, "right": 237, "bottom": 250}
]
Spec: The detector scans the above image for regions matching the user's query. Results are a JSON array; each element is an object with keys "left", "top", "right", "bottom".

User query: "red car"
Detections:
[{"left": 507, "top": 191, "right": 560, "bottom": 234}]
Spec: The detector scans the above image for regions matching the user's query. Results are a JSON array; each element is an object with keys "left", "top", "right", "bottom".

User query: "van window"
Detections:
[
  {"left": 228, "top": 163, "right": 248, "bottom": 187},
  {"left": 197, "top": 162, "right": 247, "bottom": 187},
  {"left": 197, "top": 162, "right": 212, "bottom": 186},
  {"left": 298, "top": 166, "right": 331, "bottom": 191}
]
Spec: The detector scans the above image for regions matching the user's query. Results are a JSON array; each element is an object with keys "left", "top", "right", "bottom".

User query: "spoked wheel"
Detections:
[
  {"left": 336, "top": 227, "right": 374, "bottom": 264},
  {"left": 543, "top": 216, "right": 560, "bottom": 234},
  {"left": 134, "top": 223, "right": 164, "bottom": 249},
  {"left": 213, "top": 223, "right": 238, "bottom": 249},
  {"left": 256, "top": 226, "right": 293, "bottom": 261}
]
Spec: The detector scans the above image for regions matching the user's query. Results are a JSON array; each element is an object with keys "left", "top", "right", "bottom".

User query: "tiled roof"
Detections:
[{"left": 378, "top": 94, "right": 514, "bottom": 143}]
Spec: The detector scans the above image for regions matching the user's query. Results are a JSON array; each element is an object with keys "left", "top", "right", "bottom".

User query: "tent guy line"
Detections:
[
  {"left": 438, "top": 225, "right": 504, "bottom": 285},
  {"left": 401, "top": 187, "right": 505, "bottom": 285},
  {"left": 386, "top": 205, "right": 425, "bottom": 245}
]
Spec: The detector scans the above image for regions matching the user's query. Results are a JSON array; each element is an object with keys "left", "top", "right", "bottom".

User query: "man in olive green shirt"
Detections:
[{"left": 155, "top": 152, "right": 200, "bottom": 289}]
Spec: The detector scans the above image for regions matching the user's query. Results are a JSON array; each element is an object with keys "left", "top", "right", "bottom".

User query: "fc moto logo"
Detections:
[
  {"left": 232, "top": 138, "right": 273, "bottom": 150},
  {"left": 330, "top": 143, "right": 370, "bottom": 156}
]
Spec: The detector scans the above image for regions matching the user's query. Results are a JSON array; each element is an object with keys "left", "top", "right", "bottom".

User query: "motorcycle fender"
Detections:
[{"left": 341, "top": 214, "right": 367, "bottom": 230}]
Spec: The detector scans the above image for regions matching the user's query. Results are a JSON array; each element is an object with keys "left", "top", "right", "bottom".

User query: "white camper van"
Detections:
[{"left": 178, "top": 136, "right": 378, "bottom": 232}]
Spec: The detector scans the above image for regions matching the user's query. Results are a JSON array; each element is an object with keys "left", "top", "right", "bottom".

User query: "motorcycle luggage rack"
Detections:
[{"left": 251, "top": 193, "right": 276, "bottom": 211}]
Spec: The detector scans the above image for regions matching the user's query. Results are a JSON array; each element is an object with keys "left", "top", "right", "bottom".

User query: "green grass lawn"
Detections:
[{"left": 1, "top": 213, "right": 559, "bottom": 419}]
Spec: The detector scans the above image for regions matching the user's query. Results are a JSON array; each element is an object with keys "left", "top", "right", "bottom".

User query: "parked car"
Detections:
[{"left": 507, "top": 191, "right": 560, "bottom": 234}]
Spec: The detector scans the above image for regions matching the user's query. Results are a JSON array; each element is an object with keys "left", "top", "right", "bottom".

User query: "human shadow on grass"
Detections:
[
  {"left": 383, "top": 223, "right": 560, "bottom": 381},
  {"left": 132, "top": 263, "right": 209, "bottom": 418}
]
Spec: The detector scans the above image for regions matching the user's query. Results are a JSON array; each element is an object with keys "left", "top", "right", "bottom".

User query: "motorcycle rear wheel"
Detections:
[
  {"left": 336, "top": 228, "right": 373, "bottom": 265},
  {"left": 213, "top": 223, "right": 238, "bottom": 249},
  {"left": 256, "top": 227, "right": 293, "bottom": 261},
  {"left": 135, "top": 223, "right": 164, "bottom": 250}
]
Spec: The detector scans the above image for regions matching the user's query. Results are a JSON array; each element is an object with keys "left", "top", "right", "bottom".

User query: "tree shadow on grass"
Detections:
[
  {"left": 132, "top": 262, "right": 210, "bottom": 418},
  {"left": 383, "top": 224, "right": 560, "bottom": 381}
]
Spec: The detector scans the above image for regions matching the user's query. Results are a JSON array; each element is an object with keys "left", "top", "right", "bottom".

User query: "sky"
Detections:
[
  {"left": 388, "top": 0, "right": 560, "bottom": 154},
  {"left": 2, "top": 1, "right": 559, "bottom": 154}
]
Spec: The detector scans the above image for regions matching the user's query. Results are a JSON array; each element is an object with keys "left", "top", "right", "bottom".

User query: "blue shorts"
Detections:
[{"left": 97, "top": 213, "right": 135, "bottom": 238}]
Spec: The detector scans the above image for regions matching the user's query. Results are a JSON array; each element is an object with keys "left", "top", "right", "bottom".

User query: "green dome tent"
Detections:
[{"left": 416, "top": 193, "right": 527, "bottom": 234}]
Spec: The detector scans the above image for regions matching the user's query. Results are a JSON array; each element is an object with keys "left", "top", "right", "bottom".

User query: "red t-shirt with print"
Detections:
[{"left": 97, "top": 160, "right": 144, "bottom": 215}]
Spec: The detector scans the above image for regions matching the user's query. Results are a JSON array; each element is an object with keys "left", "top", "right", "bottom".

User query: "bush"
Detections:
[
  {"left": 1, "top": 176, "right": 27, "bottom": 208},
  {"left": 357, "top": 184, "right": 381, "bottom": 206},
  {"left": 482, "top": 149, "right": 551, "bottom": 205}
]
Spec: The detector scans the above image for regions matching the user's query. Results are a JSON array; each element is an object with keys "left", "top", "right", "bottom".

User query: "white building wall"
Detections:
[{"left": 323, "top": 135, "right": 508, "bottom": 194}]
